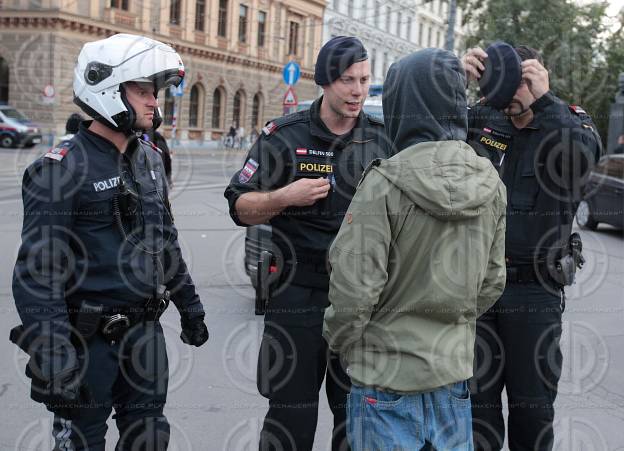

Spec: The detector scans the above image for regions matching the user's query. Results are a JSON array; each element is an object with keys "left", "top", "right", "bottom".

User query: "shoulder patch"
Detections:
[
  {"left": 262, "top": 111, "right": 307, "bottom": 136},
  {"left": 139, "top": 138, "right": 162, "bottom": 154},
  {"left": 262, "top": 121, "right": 278, "bottom": 136},
  {"left": 43, "top": 146, "right": 69, "bottom": 161},
  {"left": 357, "top": 158, "right": 382, "bottom": 188},
  {"left": 149, "top": 141, "right": 163, "bottom": 155},
  {"left": 569, "top": 105, "right": 587, "bottom": 115}
]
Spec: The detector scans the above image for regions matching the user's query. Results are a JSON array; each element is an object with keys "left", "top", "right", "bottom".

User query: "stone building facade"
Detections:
[
  {"left": 324, "top": 0, "right": 465, "bottom": 84},
  {"left": 0, "top": 0, "right": 325, "bottom": 141}
]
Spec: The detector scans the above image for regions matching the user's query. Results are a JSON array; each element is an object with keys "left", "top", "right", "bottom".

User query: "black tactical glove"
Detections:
[
  {"left": 42, "top": 367, "right": 93, "bottom": 411},
  {"left": 10, "top": 325, "right": 92, "bottom": 411},
  {"left": 180, "top": 315, "right": 209, "bottom": 347}
]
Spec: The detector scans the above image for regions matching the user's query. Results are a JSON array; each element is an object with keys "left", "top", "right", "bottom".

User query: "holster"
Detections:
[
  {"left": 255, "top": 251, "right": 273, "bottom": 315},
  {"left": 552, "top": 233, "right": 585, "bottom": 287},
  {"left": 145, "top": 285, "right": 171, "bottom": 321}
]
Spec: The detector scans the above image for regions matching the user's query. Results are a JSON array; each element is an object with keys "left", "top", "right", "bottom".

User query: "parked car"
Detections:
[
  {"left": 244, "top": 95, "right": 385, "bottom": 288},
  {"left": 0, "top": 105, "right": 42, "bottom": 148},
  {"left": 576, "top": 154, "right": 624, "bottom": 230}
]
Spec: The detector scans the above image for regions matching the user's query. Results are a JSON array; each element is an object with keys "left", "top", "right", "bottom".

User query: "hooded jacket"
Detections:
[{"left": 323, "top": 49, "right": 507, "bottom": 393}]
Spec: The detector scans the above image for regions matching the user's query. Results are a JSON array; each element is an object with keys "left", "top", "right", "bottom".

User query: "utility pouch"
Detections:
[{"left": 74, "top": 301, "right": 103, "bottom": 341}]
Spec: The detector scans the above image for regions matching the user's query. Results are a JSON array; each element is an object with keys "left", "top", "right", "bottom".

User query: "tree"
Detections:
[{"left": 459, "top": 0, "right": 624, "bottom": 144}]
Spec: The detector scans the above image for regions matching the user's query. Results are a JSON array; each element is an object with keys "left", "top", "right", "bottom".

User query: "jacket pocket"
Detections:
[{"left": 510, "top": 159, "right": 541, "bottom": 211}]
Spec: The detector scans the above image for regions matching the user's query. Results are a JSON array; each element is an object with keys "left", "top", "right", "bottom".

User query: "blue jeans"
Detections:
[{"left": 348, "top": 381, "right": 474, "bottom": 451}]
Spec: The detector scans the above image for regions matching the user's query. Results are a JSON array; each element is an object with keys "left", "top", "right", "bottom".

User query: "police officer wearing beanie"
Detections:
[
  {"left": 225, "top": 36, "right": 392, "bottom": 450},
  {"left": 462, "top": 43, "right": 601, "bottom": 450},
  {"left": 11, "top": 34, "right": 208, "bottom": 450}
]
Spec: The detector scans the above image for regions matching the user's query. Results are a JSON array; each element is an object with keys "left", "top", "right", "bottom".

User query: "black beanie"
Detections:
[
  {"left": 478, "top": 41, "right": 522, "bottom": 110},
  {"left": 314, "top": 36, "right": 368, "bottom": 86}
]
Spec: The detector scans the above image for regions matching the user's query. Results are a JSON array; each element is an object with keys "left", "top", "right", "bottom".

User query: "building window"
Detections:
[
  {"left": 218, "top": 0, "right": 228, "bottom": 37},
  {"left": 251, "top": 93, "right": 263, "bottom": 129},
  {"left": 189, "top": 84, "right": 204, "bottom": 127},
  {"left": 195, "top": 0, "right": 206, "bottom": 31},
  {"left": 437, "top": 30, "right": 442, "bottom": 48},
  {"left": 385, "top": 7, "right": 391, "bottom": 32},
  {"left": 427, "top": 25, "right": 433, "bottom": 47},
  {"left": 374, "top": 2, "right": 380, "bottom": 27},
  {"left": 347, "top": 0, "right": 353, "bottom": 16},
  {"left": 257, "top": 11, "right": 267, "bottom": 47},
  {"left": 111, "top": 0, "right": 129, "bottom": 10},
  {"left": 170, "top": 0, "right": 181, "bottom": 25},
  {"left": 212, "top": 87, "right": 225, "bottom": 128},
  {"left": 288, "top": 21, "right": 300, "bottom": 55},
  {"left": 407, "top": 17, "right": 412, "bottom": 41},
  {"left": 239, "top": 4, "right": 249, "bottom": 43},
  {"left": 232, "top": 89, "right": 246, "bottom": 127},
  {"left": 164, "top": 88, "right": 174, "bottom": 125}
]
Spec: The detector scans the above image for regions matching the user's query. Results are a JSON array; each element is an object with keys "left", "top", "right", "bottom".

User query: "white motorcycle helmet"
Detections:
[{"left": 73, "top": 33, "right": 184, "bottom": 132}]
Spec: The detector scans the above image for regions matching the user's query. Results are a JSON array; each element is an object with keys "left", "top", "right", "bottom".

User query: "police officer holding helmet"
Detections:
[
  {"left": 224, "top": 36, "right": 392, "bottom": 450},
  {"left": 462, "top": 43, "right": 602, "bottom": 450},
  {"left": 11, "top": 33, "right": 208, "bottom": 450}
]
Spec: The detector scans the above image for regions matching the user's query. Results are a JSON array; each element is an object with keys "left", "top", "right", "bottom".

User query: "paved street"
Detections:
[{"left": 0, "top": 144, "right": 623, "bottom": 450}]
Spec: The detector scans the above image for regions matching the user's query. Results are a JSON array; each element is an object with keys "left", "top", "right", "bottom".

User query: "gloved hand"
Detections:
[
  {"left": 180, "top": 315, "right": 209, "bottom": 347},
  {"left": 14, "top": 327, "right": 92, "bottom": 411},
  {"left": 28, "top": 361, "right": 93, "bottom": 411},
  {"left": 46, "top": 367, "right": 92, "bottom": 409}
]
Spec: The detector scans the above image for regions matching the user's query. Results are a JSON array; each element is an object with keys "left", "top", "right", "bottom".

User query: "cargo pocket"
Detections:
[{"left": 510, "top": 158, "right": 542, "bottom": 211}]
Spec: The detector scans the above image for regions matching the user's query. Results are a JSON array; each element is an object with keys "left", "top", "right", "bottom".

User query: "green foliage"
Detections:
[{"left": 460, "top": 0, "right": 624, "bottom": 144}]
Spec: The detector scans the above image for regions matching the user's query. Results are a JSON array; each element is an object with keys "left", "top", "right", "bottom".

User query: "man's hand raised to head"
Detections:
[
  {"left": 522, "top": 59, "right": 549, "bottom": 101},
  {"left": 461, "top": 47, "right": 488, "bottom": 83}
]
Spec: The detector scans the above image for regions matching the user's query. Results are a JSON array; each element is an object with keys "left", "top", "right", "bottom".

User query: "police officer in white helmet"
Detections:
[{"left": 11, "top": 33, "right": 208, "bottom": 450}]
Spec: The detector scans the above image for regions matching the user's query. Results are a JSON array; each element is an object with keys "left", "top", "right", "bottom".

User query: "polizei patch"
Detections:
[
  {"left": 93, "top": 176, "right": 120, "bottom": 192},
  {"left": 239, "top": 158, "right": 259, "bottom": 183}
]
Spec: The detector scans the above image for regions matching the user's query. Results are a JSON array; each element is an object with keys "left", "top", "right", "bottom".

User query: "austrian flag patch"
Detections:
[
  {"left": 239, "top": 158, "right": 259, "bottom": 183},
  {"left": 296, "top": 148, "right": 308, "bottom": 155},
  {"left": 44, "top": 147, "right": 68, "bottom": 161}
]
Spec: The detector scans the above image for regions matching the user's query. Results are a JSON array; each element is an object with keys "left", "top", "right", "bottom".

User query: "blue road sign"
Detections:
[
  {"left": 171, "top": 78, "right": 185, "bottom": 97},
  {"left": 282, "top": 61, "right": 301, "bottom": 86}
]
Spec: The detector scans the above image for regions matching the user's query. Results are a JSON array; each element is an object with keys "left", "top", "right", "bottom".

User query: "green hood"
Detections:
[{"left": 373, "top": 140, "right": 501, "bottom": 220}]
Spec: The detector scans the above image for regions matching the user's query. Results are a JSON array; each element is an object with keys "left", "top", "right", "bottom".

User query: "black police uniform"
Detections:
[
  {"left": 224, "top": 97, "right": 391, "bottom": 451},
  {"left": 467, "top": 92, "right": 601, "bottom": 450},
  {"left": 12, "top": 122, "right": 205, "bottom": 450}
]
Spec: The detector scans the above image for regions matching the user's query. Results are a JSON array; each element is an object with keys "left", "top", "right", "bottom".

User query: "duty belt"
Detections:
[
  {"left": 100, "top": 297, "right": 169, "bottom": 342},
  {"left": 70, "top": 296, "right": 169, "bottom": 344},
  {"left": 506, "top": 263, "right": 561, "bottom": 288}
]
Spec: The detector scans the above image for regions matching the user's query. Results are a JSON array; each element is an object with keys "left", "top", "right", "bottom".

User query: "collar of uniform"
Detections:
[
  {"left": 79, "top": 121, "right": 142, "bottom": 154},
  {"left": 308, "top": 96, "right": 375, "bottom": 146},
  {"left": 79, "top": 121, "right": 121, "bottom": 155}
]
